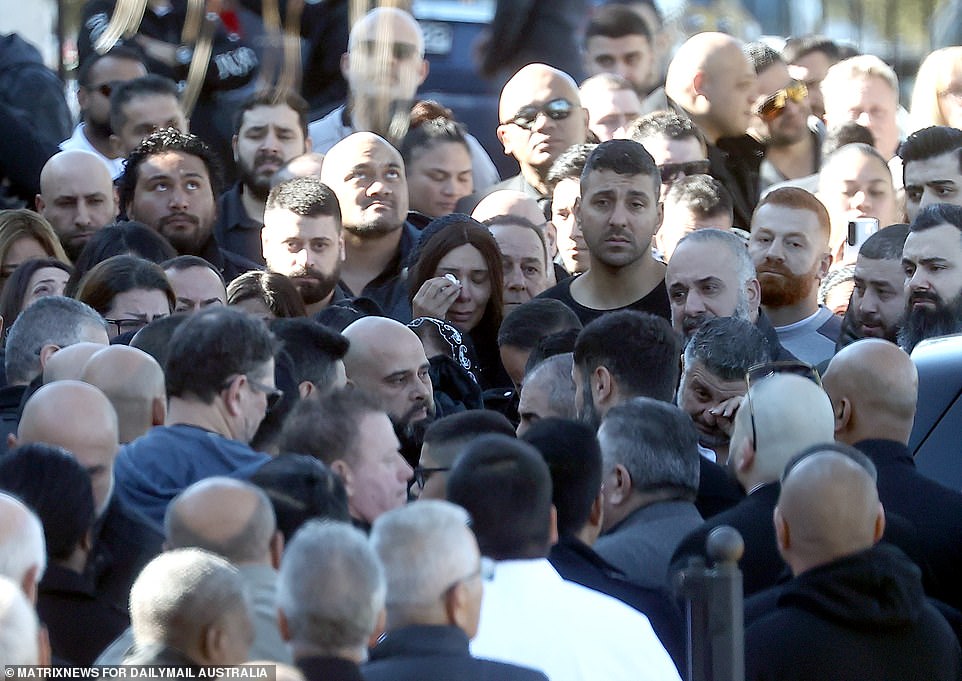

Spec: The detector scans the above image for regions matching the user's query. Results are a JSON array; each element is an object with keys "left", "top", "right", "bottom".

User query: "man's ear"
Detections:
[
  {"left": 329, "top": 459, "right": 353, "bottom": 491},
  {"left": 38, "top": 344, "right": 61, "bottom": 373},
  {"left": 231, "top": 133, "right": 240, "bottom": 163},
  {"left": 548, "top": 505, "right": 559, "bottom": 546},
  {"left": 817, "top": 252, "right": 833, "bottom": 281},
  {"left": 588, "top": 492, "right": 604, "bottom": 530},
  {"left": 774, "top": 505, "right": 790, "bottom": 553},
  {"left": 592, "top": 365, "right": 614, "bottom": 409},
  {"left": 746, "top": 277, "right": 761, "bottom": 309},
  {"left": 607, "top": 464, "right": 633, "bottom": 505},
  {"left": 873, "top": 502, "right": 886, "bottom": 544},
  {"left": 340, "top": 52, "right": 351, "bottom": 80},
  {"left": 496, "top": 124, "right": 513, "bottom": 156},
  {"left": 833, "top": 395, "right": 853, "bottom": 436},
  {"left": 35, "top": 195, "right": 45, "bottom": 213},
  {"left": 277, "top": 608, "right": 291, "bottom": 642},
  {"left": 269, "top": 530, "right": 284, "bottom": 570},
  {"left": 152, "top": 396, "right": 167, "bottom": 427},
  {"left": 298, "top": 380, "right": 315, "bottom": 400},
  {"left": 222, "top": 375, "right": 245, "bottom": 418}
]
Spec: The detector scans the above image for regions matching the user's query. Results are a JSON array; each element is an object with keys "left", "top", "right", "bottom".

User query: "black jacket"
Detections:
[
  {"left": 744, "top": 544, "right": 962, "bottom": 681},
  {"left": 363, "top": 625, "right": 548, "bottom": 681}
]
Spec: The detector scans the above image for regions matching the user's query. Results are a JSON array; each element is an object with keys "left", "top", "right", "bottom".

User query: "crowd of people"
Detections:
[{"left": 1, "top": 0, "right": 962, "bottom": 678}]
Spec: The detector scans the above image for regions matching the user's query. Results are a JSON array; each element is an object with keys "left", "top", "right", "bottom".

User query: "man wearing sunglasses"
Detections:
[
  {"left": 664, "top": 32, "right": 761, "bottom": 229},
  {"left": 629, "top": 111, "right": 710, "bottom": 203},
  {"left": 113, "top": 308, "right": 275, "bottom": 527},
  {"left": 308, "top": 8, "right": 499, "bottom": 193},
  {"left": 745, "top": 43, "right": 822, "bottom": 194},
  {"left": 490, "top": 63, "right": 589, "bottom": 201},
  {"left": 61, "top": 47, "right": 147, "bottom": 177}
]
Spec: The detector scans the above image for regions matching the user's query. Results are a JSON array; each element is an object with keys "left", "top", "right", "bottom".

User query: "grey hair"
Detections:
[
  {"left": 682, "top": 317, "right": 772, "bottom": 382},
  {"left": 598, "top": 397, "right": 700, "bottom": 497},
  {"left": 277, "top": 520, "right": 385, "bottom": 653},
  {"left": 676, "top": 228, "right": 756, "bottom": 286},
  {"left": 523, "top": 353, "right": 577, "bottom": 419},
  {"left": 4, "top": 296, "right": 106, "bottom": 385},
  {"left": 370, "top": 501, "right": 476, "bottom": 616},
  {"left": 164, "top": 478, "right": 277, "bottom": 564},
  {"left": 130, "top": 548, "right": 248, "bottom": 651},
  {"left": 0, "top": 493, "right": 46, "bottom": 586},
  {"left": 0, "top": 575, "right": 38, "bottom": 665}
]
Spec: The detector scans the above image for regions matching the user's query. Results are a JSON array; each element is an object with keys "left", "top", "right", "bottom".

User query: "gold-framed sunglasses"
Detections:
[
  {"left": 753, "top": 81, "right": 808, "bottom": 122},
  {"left": 744, "top": 361, "right": 821, "bottom": 449}
]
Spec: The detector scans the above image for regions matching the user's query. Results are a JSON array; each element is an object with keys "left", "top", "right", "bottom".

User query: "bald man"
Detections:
[
  {"left": 664, "top": 32, "right": 760, "bottom": 228},
  {"left": 0, "top": 493, "right": 46, "bottom": 603},
  {"left": 308, "top": 7, "right": 498, "bottom": 191},
  {"left": 35, "top": 150, "right": 118, "bottom": 260},
  {"left": 41, "top": 342, "right": 107, "bottom": 385},
  {"left": 474, "top": 190, "right": 560, "bottom": 289},
  {"left": 488, "top": 64, "right": 589, "bottom": 200},
  {"left": 320, "top": 132, "right": 416, "bottom": 321},
  {"left": 14, "top": 381, "right": 162, "bottom": 616},
  {"left": 671, "top": 373, "right": 835, "bottom": 595},
  {"left": 81, "top": 346, "right": 166, "bottom": 444},
  {"left": 823, "top": 339, "right": 962, "bottom": 611},
  {"left": 744, "top": 450, "right": 961, "bottom": 681},
  {"left": 342, "top": 316, "right": 435, "bottom": 436}
]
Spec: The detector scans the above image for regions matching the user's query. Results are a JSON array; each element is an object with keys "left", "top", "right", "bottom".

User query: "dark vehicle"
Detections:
[{"left": 909, "top": 334, "right": 962, "bottom": 492}]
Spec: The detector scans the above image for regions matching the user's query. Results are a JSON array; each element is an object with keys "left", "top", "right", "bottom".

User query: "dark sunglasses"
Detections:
[
  {"left": 658, "top": 160, "right": 710, "bottom": 184},
  {"left": 504, "top": 98, "right": 575, "bottom": 131},
  {"left": 745, "top": 361, "right": 821, "bottom": 450},
  {"left": 753, "top": 81, "right": 808, "bottom": 122},
  {"left": 357, "top": 40, "right": 419, "bottom": 61},
  {"left": 410, "top": 465, "right": 451, "bottom": 493}
]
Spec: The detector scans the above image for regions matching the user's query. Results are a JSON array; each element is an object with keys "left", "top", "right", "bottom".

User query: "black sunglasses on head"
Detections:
[
  {"left": 658, "top": 160, "right": 711, "bottom": 184},
  {"left": 504, "top": 98, "right": 575, "bottom": 131}
]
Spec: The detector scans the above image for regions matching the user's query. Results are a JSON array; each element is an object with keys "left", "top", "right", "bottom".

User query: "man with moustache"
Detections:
[
  {"left": 900, "top": 203, "right": 962, "bottom": 353},
  {"left": 748, "top": 187, "right": 839, "bottom": 365},
  {"left": 320, "top": 132, "right": 416, "bottom": 322},
  {"left": 838, "top": 225, "right": 909, "bottom": 348},
  {"left": 215, "top": 91, "right": 312, "bottom": 265},
  {"left": 262, "top": 177, "right": 346, "bottom": 315},
  {"left": 120, "top": 128, "right": 259, "bottom": 282}
]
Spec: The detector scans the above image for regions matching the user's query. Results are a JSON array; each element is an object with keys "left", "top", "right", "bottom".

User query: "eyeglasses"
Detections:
[
  {"left": 503, "top": 98, "right": 575, "bottom": 131},
  {"left": 246, "top": 376, "right": 284, "bottom": 411},
  {"left": 744, "top": 361, "right": 821, "bottom": 450},
  {"left": 441, "top": 557, "right": 496, "bottom": 596},
  {"left": 356, "top": 40, "right": 420, "bottom": 61},
  {"left": 409, "top": 465, "right": 451, "bottom": 497},
  {"left": 104, "top": 317, "right": 151, "bottom": 336},
  {"left": 753, "top": 81, "right": 808, "bottom": 122},
  {"left": 658, "top": 160, "right": 710, "bottom": 184}
]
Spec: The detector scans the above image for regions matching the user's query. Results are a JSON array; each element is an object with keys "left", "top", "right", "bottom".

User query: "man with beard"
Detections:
[
  {"left": 35, "top": 150, "right": 118, "bottom": 260},
  {"left": 838, "top": 224, "right": 908, "bottom": 348},
  {"left": 342, "top": 316, "right": 435, "bottom": 466},
  {"left": 215, "top": 91, "right": 311, "bottom": 265},
  {"left": 745, "top": 43, "right": 822, "bottom": 194},
  {"left": 61, "top": 48, "right": 147, "bottom": 177},
  {"left": 320, "top": 132, "right": 416, "bottom": 321},
  {"left": 899, "top": 203, "right": 962, "bottom": 353},
  {"left": 262, "top": 177, "right": 345, "bottom": 315},
  {"left": 120, "top": 128, "right": 260, "bottom": 282},
  {"left": 537, "top": 140, "right": 668, "bottom": 326},
  {"left": 748, "top": 187, "right": 839, "bottom": 365},
  {"left": 677, "top": 317, "right": 772, "bottom": 465}
]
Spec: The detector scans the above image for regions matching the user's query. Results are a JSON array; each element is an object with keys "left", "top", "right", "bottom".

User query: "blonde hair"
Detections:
[
  {"left": 0, "top": 210, "right": 70, "bottom": 272},
  {"left": 909, "top": 47, "right": 962, "bottom": 131},
  {"left": 821, "top": 55, "right": 898, "bottom": 103}
]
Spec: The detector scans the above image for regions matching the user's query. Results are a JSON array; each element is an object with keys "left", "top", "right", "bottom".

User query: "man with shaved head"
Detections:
[
  {"left": 308, "top": 7, "right": 498, "bottom": 192},
  {"left": 488, "top": 63, "right": 588, "bottom": 201},
  {"left": 0, "top": 493, "right": 46, "bottom": 603},
  {"left": 35, "top": 150, "right": 118, "bottom": 259},
  {"left": 672, "top": 373, "right": 836, "bottom": 595},
  {"left": 744, "top": 448, "right": 961, "bottom": 681},
  {"left": 81, "top": 345, "right": 166, "bottom": 444},
  {"left": 664, "top": 32, "right": 760, "bottom": 228},
  {"left": 320, "top": 132, "right": 417, "bottom": 320},
  {"left": 41, "top": 342, "right": 107, "bottom": 385},
  {"left": 822, "top": 339, "right": 962, "bottom": 611},
  {"left": 14, "top": 380, "right": 162, "bottom": 617},
  {"left": 343, "top": 316, "right": 434, "bottom": 438}
]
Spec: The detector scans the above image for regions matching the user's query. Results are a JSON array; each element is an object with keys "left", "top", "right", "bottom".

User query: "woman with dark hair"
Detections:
[
  {"left": 401, "top": 109, "right": 474, "bottom": 219},
  {"left": 65, "top": 222, "right": 178, "bottom": 297},
  {"left": 75, "top": 255, "right": 175, "bottom": 339},
  {"left": 226, "top": 271, "right": 307, "bottom": 322},
  {"left": 409, "top": 214, "right": 507, "bottom": 389},
  {"left": 0, "top": 258, "right": 73, "bottom": 333},
  {"left": 0, "top": 210, "right": 70, "bottom": 296}
]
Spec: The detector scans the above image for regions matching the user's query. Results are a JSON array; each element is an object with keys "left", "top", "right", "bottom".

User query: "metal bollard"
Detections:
[{"left": 674, "top": 525, "right": 745, "bottom": 681}]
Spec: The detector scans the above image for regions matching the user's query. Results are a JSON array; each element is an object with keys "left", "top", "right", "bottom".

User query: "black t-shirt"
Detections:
[{"left": 537, "top": 275, "right": 671, "bottom": 326}]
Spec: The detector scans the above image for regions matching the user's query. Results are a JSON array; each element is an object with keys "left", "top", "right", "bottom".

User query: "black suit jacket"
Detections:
[
  {"left": 696, "top": 457, "right": 745, "bottom": 519},
  {"left": 363, "top": 625, "right": 549, "bottom": 681},
  {"left": 87, "top": 494, "right": 164, "bottom": 617},
  {"left": 855, "top": 438, "right": 962, "bottom": 611},
  {"left": 672, "top": 482, "right": 787, "bottom": 597}
]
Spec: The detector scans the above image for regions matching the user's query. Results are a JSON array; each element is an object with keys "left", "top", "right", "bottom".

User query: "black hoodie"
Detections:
[{"left": 745, "top": 543, "right": 961, "bottom": 681}]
